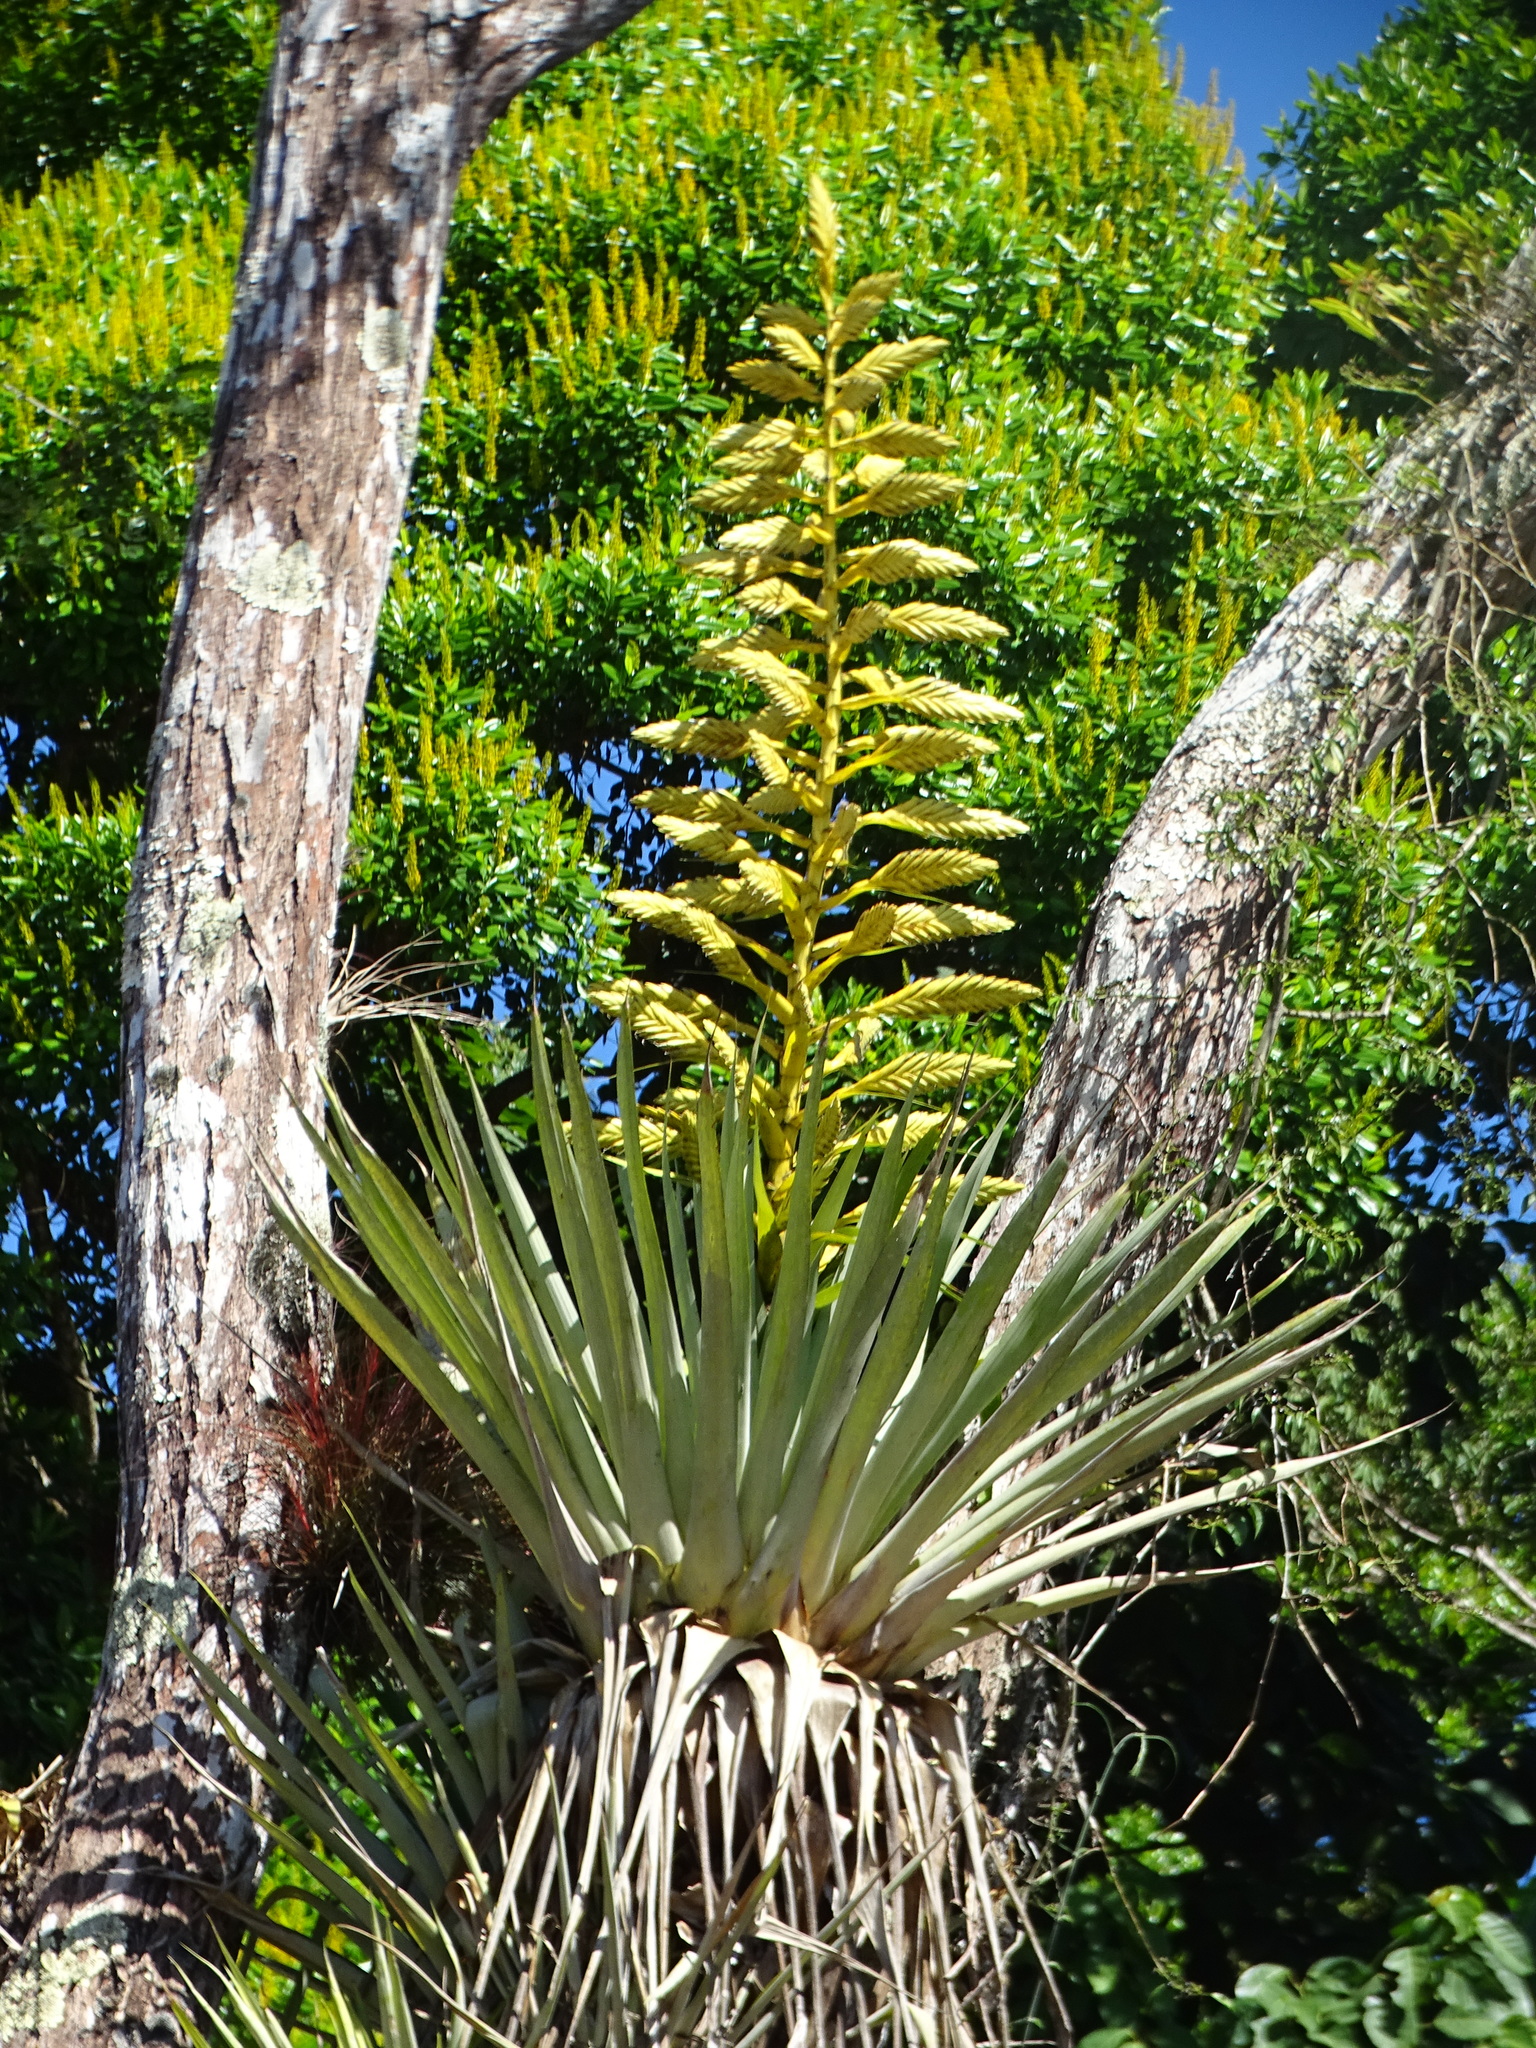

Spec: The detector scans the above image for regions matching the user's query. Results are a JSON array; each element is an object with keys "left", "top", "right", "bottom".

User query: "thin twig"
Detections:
[
  {"left": 1176, "top": 1609, "right": 1281, "bottom": 1827},
  {"left": 1017, "top": 1900, "right": 1075, "bottom": 2048}
]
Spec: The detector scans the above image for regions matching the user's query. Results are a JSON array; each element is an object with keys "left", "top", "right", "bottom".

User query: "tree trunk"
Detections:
[
  {"left": 986, "top": 232, "right": 1536, "bottom": 1329},
  {"left": 970, "top": 236, "right": 1536, "bottom": 1763},
  {"left": 0, "top": 2, "right": 650, "bottom": 2039}
]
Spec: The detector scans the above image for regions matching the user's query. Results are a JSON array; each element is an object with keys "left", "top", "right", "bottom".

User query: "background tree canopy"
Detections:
[{"left": 6, "top": 0, "right": 1536, "bottom": 2036}]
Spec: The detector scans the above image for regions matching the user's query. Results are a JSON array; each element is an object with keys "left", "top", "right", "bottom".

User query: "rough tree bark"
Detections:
[
  {"left": 986, "top": 231, "right": 1536, "bottom": 1332},
  {"left": 971, "top": 238, "right": 1536, "bottom": 1790},
  {"left": 0, "top": 2, "right": 651, "bottom": 2040}
]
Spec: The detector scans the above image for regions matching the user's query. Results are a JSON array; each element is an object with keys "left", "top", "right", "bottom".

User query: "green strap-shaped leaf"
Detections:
[
  {"left": 615, "top": 1023, "right": 694, "bottom": 1523},
  {"left": 831, "top": 1146, "right": 1074, "bottom": 1575},
  {"left": 739, "top": 1046, "right": 826, "bottom": 1553},
  {"left": 816, "top": 1198, "right": 1275, "bottom": 1650},
  {"left": 558, "top": 1020, "right": 680, "bottom": 1567},
  {"left": 676, "top": 1091, "right": 746, "bottom": 1611},
  {"left": 347, "top": 1568, "right": 484, "bottom": 1817},
  {"left": 798, "top": 1154, "right": 962, "bottom": 1610}
]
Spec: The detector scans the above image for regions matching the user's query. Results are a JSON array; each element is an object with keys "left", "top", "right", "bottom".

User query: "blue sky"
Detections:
[{"left": 1157, "top": 0, "right": 1403, "bottom": 177}]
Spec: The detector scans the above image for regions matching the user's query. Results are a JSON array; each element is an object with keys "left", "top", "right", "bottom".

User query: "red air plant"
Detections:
[{"left": 264, "top": 1328, "right": 500, "bottom": 1616}]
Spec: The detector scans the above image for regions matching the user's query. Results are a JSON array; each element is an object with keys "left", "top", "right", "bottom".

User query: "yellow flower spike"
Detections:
[{"left": 592, "top": 185, "right": 1038, "bottom": 1241}]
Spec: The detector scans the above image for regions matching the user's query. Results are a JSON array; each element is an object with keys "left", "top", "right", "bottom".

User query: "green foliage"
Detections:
[
  {"left": 1267, "top": 0, "right": 1536, "bottom": 409},
  {"left": 1053, "top": 1876, "right": 1536, "bottom": 2048},
  {"left": 0, "top": 147, "right": 619, "bottom": 993},
  {"left": 0, "top": 790, "right": 132, "bottom": 1293},
  {"left": 1027, "top": 1201, "right": 1536, "bottom": 2031},
  {"left": 0, "top": 788, "right": 135, "bottom": 1781},
  {"left": 346, "top": 590, "right": 621, "bottom": 1005},
  {"left": 1242, "top": 747, "right": 1469, "bottom": 1252},
  {"left": 930, "top": 0, "right": 1124, "bottom": 61},
  {"left": 0, "top": 0, "right": 269, "bottom": 194},
  {"left": 0, "top": 136, "right": 619, "bottom": 1772},
  {"left": 0, "top": 154, "right": 244, "bottom": 801},
  {"left": 417, "top": 0, "right": 1363, "bottom": 1017},
  {"left": 0, "top": 0, "right": 1363, "bottom": 963},
  {"left": 1224, "top": 1888, "right": 1536, "bottom": 2048},
  {"left": 446, "top": 0, "right": 1273, "bottom": 484},
  {"left": 1032, "top": 1206, "right": 1536, "bottom": 2033},
  {"left": 1193, "top": 18, "right": 1536, "bottom": 1977},
  {"left": 1226, "top": 625, "right": 1536, "bottom": 1761},
  {"left": 1276, "top": 1248, "right": 1536, "bottom": 1774},
  {"left": 1050, "top": 1803, "right": 1210, "bottom": 2048}
]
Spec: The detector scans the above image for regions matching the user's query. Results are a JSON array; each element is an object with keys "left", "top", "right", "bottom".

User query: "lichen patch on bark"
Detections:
[
  {"left": 182, "top": 889, "right": 244, "bottom": 971},
  {"left": 99, "top": 1548, "right": 201, "bottom": 1686},
  {"left": 230, "top": 539, "right": 326, "bottom": 615},
  {"left": 361, "top": 303, "right": 410, "bottom": 379},
  {"left": 0, "top": 1918, "right": 122, "bottom": 2036}
]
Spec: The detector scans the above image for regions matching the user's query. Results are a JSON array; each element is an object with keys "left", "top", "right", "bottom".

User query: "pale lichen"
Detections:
[
  {"left": 231, "top": 539, "right": 326, "bottom": 616},
  {"left": 99, "top": 1546, "right": 201, "bottom": 1686},
  {"left": 246, "top": 1216, "right": 315, "bottom": 1344},
  {"left": 361, "top": 304, "right": 409, "bottom": 377},
  {"left": 0, "top": 1910, "right": 124, "bottom": 2036},
  {"left": 183, "top": 889, "right": 244, "bottom": 972}
]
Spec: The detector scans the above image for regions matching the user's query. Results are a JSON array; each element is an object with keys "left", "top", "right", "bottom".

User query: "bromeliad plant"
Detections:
[
  {"left": 181, "top": 186, "right": 1363, "bottom": 2048},
  {"left": 594, "top": 177, "right": 1035, "bottom": 1212},
  {"left": 189, "top": 1022, "right": 1355, "bottom": 2048}
]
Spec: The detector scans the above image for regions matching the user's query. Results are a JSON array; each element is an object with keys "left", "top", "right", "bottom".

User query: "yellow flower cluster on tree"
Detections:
[
  {"left": 0, "top": 158, "right": 240, "bottom": 408},
  {"left": 594, "top": 178, "right": 1037, "bottom": 1214}
]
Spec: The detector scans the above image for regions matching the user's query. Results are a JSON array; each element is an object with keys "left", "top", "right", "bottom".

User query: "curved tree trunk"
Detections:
[
  {"left": 0, "top": 2, "right": 649, "bottom": 2040},
  {"left": 969, "top": 239, "right": 1536, "bottom": 1763},
  {"left": 986, "top": 234, "right": 1536, "bottom": 1333}
]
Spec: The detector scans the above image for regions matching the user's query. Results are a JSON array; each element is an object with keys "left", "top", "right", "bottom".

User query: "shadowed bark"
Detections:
[{"left": 0, "top": 1, "right": 652, "bottom": 2039}]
